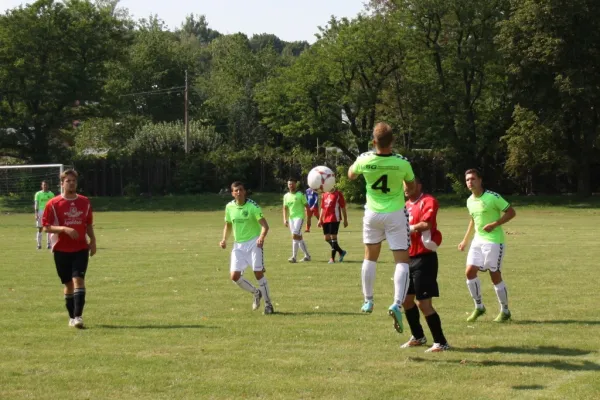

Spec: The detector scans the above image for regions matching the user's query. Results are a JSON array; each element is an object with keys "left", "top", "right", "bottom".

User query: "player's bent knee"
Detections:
[{"left": 416, "top": 299, "right": 434, "bottom": 315}]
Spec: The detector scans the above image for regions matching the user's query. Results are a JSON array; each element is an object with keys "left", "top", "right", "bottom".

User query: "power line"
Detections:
[{"left": 118, "top": 86, "right": 186, "bottom": 98}]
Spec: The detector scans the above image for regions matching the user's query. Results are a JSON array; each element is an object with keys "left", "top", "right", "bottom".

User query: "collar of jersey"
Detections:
[
  {"left": 409, "top": 193, "right": 424, "bottom": 204},
  {"left": 375, "top": 153, "right": 393, "bottom": 157}
]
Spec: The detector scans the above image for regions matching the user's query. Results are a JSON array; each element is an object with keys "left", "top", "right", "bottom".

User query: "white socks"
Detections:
[
  {"left": 394, "top": 263, "right": 410, "bottom": 306},
  {"left": 234, "top": 277, "right": 257, "bottom": 294},
  {"left": 293, "top": 239, "right": 309, "bottom": 258},
  {"left": 494, "top": 281, "right": 509, "bottom": 312},
  {"left": 361, "top": 260, "right": 376, "bottom": 301},
  {"left": 36, "top": 232, "right": 42, "bottom": 247},
  {"left": 258, "top": 277, "right": 272, "bottom": 305},
  {"left": 467, "top": 278, "right": 484, "bottom": 309}
]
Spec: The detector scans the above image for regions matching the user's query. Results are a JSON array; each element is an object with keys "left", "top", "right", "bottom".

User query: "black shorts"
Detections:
[
  {"left": 407, "top": 252, "right": 439, "bottom": 300},
  {"left": 54, "top": 250, "right": 89, "bottom": 284},
  {"left": 322, "top": 222, "right": 340, "bottom": 235}
]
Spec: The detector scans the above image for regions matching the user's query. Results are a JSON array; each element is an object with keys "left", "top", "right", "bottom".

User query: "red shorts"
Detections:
[{"left": 308, "top": 207, "right": 319, "bottom": 218}]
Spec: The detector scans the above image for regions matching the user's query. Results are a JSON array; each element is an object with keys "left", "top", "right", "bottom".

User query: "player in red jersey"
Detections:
[
  {"left": 42, "top": 169, "right": 96, "bottom": 329},
  {"left": 318, "top": 188, "right": 348, "bottom": 263},
  {"left": 400, "top": 177, "right": 449, "bottom": 352}
]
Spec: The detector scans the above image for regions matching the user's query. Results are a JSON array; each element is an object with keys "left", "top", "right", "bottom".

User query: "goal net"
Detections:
[{"left": 0, "top": 164, "right": 64, "bottom": 213}]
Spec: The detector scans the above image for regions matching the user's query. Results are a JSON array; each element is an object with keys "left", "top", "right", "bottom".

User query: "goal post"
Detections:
[{"left": 0, "top": 164, "right": 65, "bottom": 213}]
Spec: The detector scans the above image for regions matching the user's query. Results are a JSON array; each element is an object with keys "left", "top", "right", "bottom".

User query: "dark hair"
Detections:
[
  {"left": 60, "top": 169, "right": 78, "bottom": 182},
  {"left": 41, "top": 180, "right": 48, "bottom": 185},
  {"left": 287, "top": 177, "right": 298, "bottom": 183},
  {"left": 373, "top": 122, "right": 394, "bottom": 148},
  {"left": 465, "top": 168, "right": 482, "bottom": 178},
  {"left": 230, "top": 181, "right": 245, "bottom": 190}
]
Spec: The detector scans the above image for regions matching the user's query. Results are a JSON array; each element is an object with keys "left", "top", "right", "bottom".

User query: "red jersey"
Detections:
[
  {"left": 42, "top": 195, "right": 93, "bottom": 252},
  {"left": 406, "top": 193, "right": 442, "bottom": 257},
  {"left": 320, "top": 190, "right": 346, "bottom": 223}
]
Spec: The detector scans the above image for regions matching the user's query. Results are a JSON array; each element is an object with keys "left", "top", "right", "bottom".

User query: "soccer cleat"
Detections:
[
  {"left": 264, "top": 304, "right": 274, "bottom": 315},
  {"left": 288, "top": 257, "right": 297, "bottom": 263},
  {"left": 425, "top": 343, "right": 450, "bottom": 353},
  {"left": 493, "top": 310, "right": 511, "bottom": 323},
  {"left": 361, "top": 300, "right": 374, "bottom": 313},
  {"left": 252, "top": 290, "right": 262, "bottom": 311},
  {"left": 47, "top": 244, "right": 51, "bottom": 250},
  {"left": 388, "top": 304, "right": 404, "bottom": 333},
  {"left": 305, "top": 228, "right": 311, "bottom": 233},
  {"left": 338, "top": 250, "right": 347, "bottom": 263},
  {"left": 328, "top": 258, "right": 335, "bottom": 264},
  {"left": 466, "top": 307, "right": 486, "bottom": 322},
  {"left": 301, "top": 256, "right": 311, "bottom": 262},
  {"left": 68, "top": 318, "right": 76, "bottom": 327},
  {"left": 73, "top": 317, "right": 84, "bottom": 329},
  {"left": 400, "top": 336, "right": 427, "bottom": 348},
  {"left": 37, "top": 245, "right": 41, "bottom": 250}
]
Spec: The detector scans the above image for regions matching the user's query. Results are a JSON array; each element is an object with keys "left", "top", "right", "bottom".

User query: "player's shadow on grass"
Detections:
[
  {"left": 274, "top": 311, "right": 360, "bottom": 316},
  {"left": 96, "top": 324, "right": 217, "bottom": 330},
  {"left": 515, "top": 319, "right": 600, "bottom": 325},
  {"left": 409, "top": 357, "right": 600, "bottom": 372},
  {"left": 455, "top": 346, "right": 593, "bottom": 357}
]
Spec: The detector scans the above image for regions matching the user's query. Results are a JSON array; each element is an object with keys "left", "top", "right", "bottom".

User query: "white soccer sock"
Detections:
[
  {"left": 46, "top": 233, "right": 51, "bottom": 246},
  {"left": 292, "top": 240, "right": 300, "bottom": 258},
  {"left": 394, "top": 263, "right": 410, "bottom": 306},
  {"left": 299, "top": 240, "right": 310, "bottom": 257},
  {"left": 361, "top": 260, "right": 377, "bottom": 301},
  {"left": 234, "top": 277, "right": 257, "bottom": 294},
  {"left": 36, "top": 232, "right": 42, "bottom": 247},
  {"left": 257, "top": 277, "right": 272, "bottom": 305},
  {"left": 494, "top": 281, "right": 509, "bottom": 312},
  {"left": 467, "top": 278, "right": 484, "bottom": 309}
]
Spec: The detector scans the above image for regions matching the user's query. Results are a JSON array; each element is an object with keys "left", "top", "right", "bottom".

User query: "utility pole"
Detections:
[{"left": 184, "top": 70, "right": 189, "bottom": 154}]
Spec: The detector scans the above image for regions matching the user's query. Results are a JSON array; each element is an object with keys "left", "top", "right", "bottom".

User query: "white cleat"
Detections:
[
  {"left": 425, "top": 343, "right": 450, "bottom": 353},
  {"left": 288, "top": 257, "right": 297, "bottom": 263},
  {"left": 301, "top": 256, "right": 311, "bottom": 262},
  {"left": 400, "top": 336, "right": 427, "bottom": 348},
  {"left": 73, "top": 317, "right": 84, "bottom": 329},
  {"left": 68, "top": 318, "right": 76, "bottom": 327},
  {"left": 252, "top": 290, "right": 262, "bottom": 311}
]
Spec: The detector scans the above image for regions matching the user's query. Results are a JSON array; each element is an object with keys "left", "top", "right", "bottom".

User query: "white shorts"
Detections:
[
  {"left": 288, "top": 218, "right": 304, "bottom": 236},
  {"left": 467, "top": 239, "right": 505, "bottom": 272},
  {"left": 230, "top": 237, "right": 265, "bottom": 273},
  {"left": 36, "top": 210, "right": 44, "bottom": 228},
  {"left": 362, "top": 208, "right": 410, "bottom": 251}
]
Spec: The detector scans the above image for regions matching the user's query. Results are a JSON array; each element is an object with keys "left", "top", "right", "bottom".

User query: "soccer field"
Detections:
[{"left": 1, "top": 205, "right": 599, "bottom": 399}]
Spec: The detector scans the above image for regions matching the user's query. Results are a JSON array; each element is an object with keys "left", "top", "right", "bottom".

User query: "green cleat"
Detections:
[
  {"left": 493, "top": 310, "right": 511, "bottom": 322},
  {"left": 466, "top": 307, "right": 486, "bottom": 322},
  {"left": 361, "top": 300, "right": 374, "bottom": 313},
  {"left": 388, "top": 304, "right": 404, "bottom": 333}
]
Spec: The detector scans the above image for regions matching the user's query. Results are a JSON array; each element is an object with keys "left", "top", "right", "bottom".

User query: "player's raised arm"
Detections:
[
  {"left": 458, "top": 218, "right": 474, "bottom": 251},
  {"left": 348, "top": 162, "right": 360, "bottom": 180},
  {"left": 483, "top": 206, "right": 516, "bottom": 233},
  {"left": 220, "top": 222, "right": 232, "bottom": 249}
]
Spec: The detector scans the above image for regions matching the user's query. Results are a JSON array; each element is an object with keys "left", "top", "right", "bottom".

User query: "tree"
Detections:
[
  {"left": 0, "top": 0, "right": 129, "bottom": 161},
  {"left": 498, "top": 0, "right": 600, "bottom": 196}
]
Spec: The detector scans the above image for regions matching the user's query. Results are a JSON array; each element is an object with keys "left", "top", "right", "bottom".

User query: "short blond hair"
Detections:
[
  {"left": 60, "top": 169, "right": 78, "bottom": 182},
  {"left": 373, "top": 122, "right": 394, "bottom": 148}
]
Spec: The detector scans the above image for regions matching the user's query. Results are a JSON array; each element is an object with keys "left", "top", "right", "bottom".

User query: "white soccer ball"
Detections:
[{"left": 307, "top": 166, "right": 336, "bottom": 193}]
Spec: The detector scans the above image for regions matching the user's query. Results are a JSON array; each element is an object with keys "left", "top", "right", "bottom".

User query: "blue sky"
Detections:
[{"left": 1, "top": 0, "right": 367, "bottom": 42}]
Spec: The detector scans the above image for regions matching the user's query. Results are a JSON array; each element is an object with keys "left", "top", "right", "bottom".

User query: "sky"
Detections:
[{"left": 0, "top": 0, "right": 367, "bottom": 43}]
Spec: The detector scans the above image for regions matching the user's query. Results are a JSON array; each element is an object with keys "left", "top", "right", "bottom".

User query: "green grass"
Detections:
[{"left": 1, "top": 205, "right": 599, "bottom": 399}]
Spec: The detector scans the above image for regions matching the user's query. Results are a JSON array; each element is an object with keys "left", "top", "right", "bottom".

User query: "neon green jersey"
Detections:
[
  {"left": 224, "top": 199, "right": 264, "bottom": 243},
  {"left": 283, "top": 191, "right": 307, "bottom": 219},
  {"left": 34, "top": 190, "right": 55, "bottom": 211},
  {"left": 350, "top": 152, "right": 415, "bottom": 213},
  {"left": 467, "top": 190, "right": 511, "bottom": 244}
]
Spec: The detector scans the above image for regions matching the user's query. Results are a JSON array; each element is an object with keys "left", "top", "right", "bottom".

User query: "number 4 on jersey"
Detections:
[{"left": 371, "top": 174, "right": 390, "bottom": 193}]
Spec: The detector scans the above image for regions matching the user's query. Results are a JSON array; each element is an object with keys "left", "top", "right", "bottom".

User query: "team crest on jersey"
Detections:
[
  {"left": 242, "top": 210, "right": 249, "bottom": 217},
  {"left": 66, "top": 205, "right": 83, "bottom": 218}
]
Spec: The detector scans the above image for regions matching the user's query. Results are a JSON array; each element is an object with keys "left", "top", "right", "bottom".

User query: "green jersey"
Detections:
[
  {"left": 467, "top": 190, "right": 511, "bottom": 244},
  {"left": 34, "top": 190, "right": 55, "bottom": 211},
  {"left": 283, "top": 191, "right": 307, "bottom": 219},
  {"left": 350, "top": 152, "right": 415, "bottom": 213},
  {"left": 224, "top": 199, "right": 265, "bottom": 243}
]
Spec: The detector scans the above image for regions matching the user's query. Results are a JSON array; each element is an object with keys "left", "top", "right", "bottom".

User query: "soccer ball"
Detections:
[{"left": 307, "top": 166, "right": 336, "bottom": 193}]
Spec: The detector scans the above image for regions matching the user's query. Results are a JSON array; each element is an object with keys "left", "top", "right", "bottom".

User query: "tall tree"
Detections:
[
  {"left": 498, "top": 0, "right": 600, "bottom": 196},
  {"left": 0, "top": 0, "right": 129, "bottom": 161}
]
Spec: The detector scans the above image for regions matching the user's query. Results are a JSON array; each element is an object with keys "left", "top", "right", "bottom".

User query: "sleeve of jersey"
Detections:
[
  {"left": 41, "top": 201, "right": 53, "bottom": 226},
  {"left": 350, "top": 159, "right": 362, "bottom": 175},
  {"left": 339, "top": 192, "right": 346, "bottom": 208},
  {"left": 404, "top": 161, "right": 415, "bottom": 182},
  {"left": 34, "top": 192, "right": 39, "bottom": 202},
  {"left": 301, "top": 194, "right": 307, "bottom": 206},
  {"left": 86, "top": 203, "right": 93, "bottom": 225},
  {"left": 254, "top": 205, "right": 264, "bottom": 220},
  {"left": 496, "top": 195, "right": 511, "bottom": 212},
  {"left": 224, "top": 207, "right": 232, "bottom": 223},
  {"left": 421, "top": 197, "right": 438, "bottom": 223}
]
